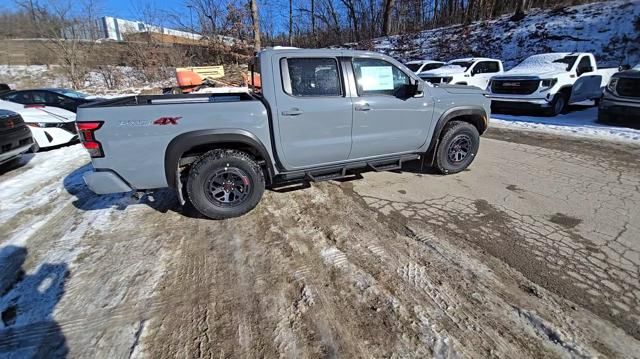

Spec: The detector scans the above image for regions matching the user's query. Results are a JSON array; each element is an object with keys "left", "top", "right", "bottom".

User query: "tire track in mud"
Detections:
[
  {"left": 358, "top": 190, "right": 640, "bottom": 341},
  {"left": 285, "top": 183, "right": 559, "bottom": 358}
]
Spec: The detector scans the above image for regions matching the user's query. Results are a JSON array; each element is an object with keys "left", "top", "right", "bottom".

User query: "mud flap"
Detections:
[{"left": 175, "top": 168, "right": 186, "bottom": 205}]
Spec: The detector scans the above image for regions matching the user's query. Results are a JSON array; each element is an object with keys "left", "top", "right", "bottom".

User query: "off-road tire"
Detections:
[
  {"left": 186, "top": 149, "right": 265, "bottom": 219},
  {"left": 435, "top": 121, "right": 480, "bottom": 175},
  {"left": 545, "top": 92, "right": 567, "bottom": 116}
]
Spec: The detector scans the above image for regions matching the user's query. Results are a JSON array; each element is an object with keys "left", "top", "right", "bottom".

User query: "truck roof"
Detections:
[
  {"left": 449, "top": 57, "right": 501, "bottom": 63},
  {"left": 259, "top": 47, "right": 395, "bottom": 60},
  {"left": 406, "top": 59, "right": 443, "bottom": 65}
]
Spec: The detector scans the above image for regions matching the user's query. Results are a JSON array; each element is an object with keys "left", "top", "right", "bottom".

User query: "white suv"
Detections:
[{"left": 419, "top": 58, "right": 504, "bottom": 90}]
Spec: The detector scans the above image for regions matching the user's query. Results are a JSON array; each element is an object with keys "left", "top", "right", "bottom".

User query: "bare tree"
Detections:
[
  {"left": 382, "top": 0, "right": 396, "bottom": 36},
  {"left": 250, "top": 0, "right": 261, "bottom": 50},
  {"left": 288, "top": 0, "right": 293, "bottom": 46},
  {"left": 19, "top": 0, "right": 103, "bottom": 89}
]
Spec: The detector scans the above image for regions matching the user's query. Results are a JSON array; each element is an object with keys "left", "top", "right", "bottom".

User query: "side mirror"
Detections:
[
  {"left": 396, "top": 82, "right": 419, "bottom": 98},
  {"left": 619, "top": 64, "right": 631, "bottom": 71}
]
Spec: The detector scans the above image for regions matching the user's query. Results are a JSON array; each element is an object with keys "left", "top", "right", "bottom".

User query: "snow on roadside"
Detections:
[
  {"left": 491, "top": 107, "right": 640, "bottom": 143},
  {"left": 0, "top": 145, "right": 88, "bottom": 228}
]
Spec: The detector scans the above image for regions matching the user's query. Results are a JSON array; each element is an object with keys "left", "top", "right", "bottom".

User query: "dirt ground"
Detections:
[{"left": 1, "top": 127, "right": 639, "bottom": 358}]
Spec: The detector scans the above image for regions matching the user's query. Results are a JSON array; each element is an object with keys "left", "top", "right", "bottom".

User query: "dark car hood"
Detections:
[{"left": 613, "top": 69, "right": 640, "bottom": 79}]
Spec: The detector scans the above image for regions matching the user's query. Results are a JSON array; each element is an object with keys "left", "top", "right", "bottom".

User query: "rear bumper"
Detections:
[{"left": 84, "top": 170, "right": 133, "bottom": 194}]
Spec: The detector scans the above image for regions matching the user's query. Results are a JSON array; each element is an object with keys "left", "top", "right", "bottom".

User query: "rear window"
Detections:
[{"left": 283, "top": 58, "right": 342, "bottom": 97}]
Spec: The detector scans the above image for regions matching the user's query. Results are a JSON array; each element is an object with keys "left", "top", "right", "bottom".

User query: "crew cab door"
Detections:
[
  {"left": 273, "top": 55, "right": 353, "bottom": 169},
  {"left": 348, "top": 57, "right": 433, "bottom": 159},
  {"left": 570, "top": 55, "right": 601, "bottom": 103},
  {"left": 469, "top": 61, "right": 501, "bottom": 90}
]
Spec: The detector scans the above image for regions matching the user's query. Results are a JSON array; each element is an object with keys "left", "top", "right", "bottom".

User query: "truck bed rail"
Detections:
[{"left": 81, "top": 92, "right": 256, "bottom": 108}]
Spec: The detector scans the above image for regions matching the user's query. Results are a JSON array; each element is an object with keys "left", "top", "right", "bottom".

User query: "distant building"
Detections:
[
  {"left": 63, "top": 16, "right": 238, "bottom": 46},
  {"left": 98, "top": 16, "right": 202, "bottom": 42}
]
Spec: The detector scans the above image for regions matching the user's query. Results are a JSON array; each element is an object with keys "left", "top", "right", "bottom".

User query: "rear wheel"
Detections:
[
  {"left": 435, "top": 121, "right": 480, "bottom": 175},
  {"left": 186, "top": 149, "right": 265, "bottom": 219}
]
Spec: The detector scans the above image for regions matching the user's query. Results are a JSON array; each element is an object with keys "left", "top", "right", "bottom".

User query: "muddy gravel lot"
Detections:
[{"left": 1, "top": 127, "right": 639, "bottom": 358}]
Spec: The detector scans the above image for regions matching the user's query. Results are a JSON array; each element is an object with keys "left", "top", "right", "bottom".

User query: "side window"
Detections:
[
  {"left": 577, "top": 56, "right": 593, "bottom": 75},
  {"left": 283, "top": 58, "right": 342, "bottom": 97},
  {"left": 352, "top": 58, "right": 410, "bottom": 96},
  {"left": 31, "top": 91, "right": 48, "bottom": 103},
  {"left": 473, "top": 62, "right": 499, "bottom": 74},
  {"left": 14, "top": 92, "right": 33, "bottom": 103},
  {"left": 472, "top": 62, "right": 486, "bottom": 74},
  {"left": 486, "top": 62, "right": 500, "bottom": 73}
]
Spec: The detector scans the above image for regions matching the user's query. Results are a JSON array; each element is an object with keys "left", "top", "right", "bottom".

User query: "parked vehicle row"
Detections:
[
  {"left": 406, "top": 52, "right": 622, "bottom": 117},
  {"left": 0, "top": 99, "right": 78, "bottom": 161}
]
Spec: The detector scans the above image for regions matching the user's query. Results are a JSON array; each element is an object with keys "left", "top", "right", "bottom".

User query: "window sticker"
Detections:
[{"left": 360, "top": 66, "right": 394, "bottom": 91}]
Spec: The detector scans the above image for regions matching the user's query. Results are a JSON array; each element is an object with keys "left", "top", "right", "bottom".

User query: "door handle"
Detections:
[
  {"left": 355, "top": 103, "right": 370, "bottom": 111},
  {"left": 281, "top": 108, "right": 303, "bottom": 116}
]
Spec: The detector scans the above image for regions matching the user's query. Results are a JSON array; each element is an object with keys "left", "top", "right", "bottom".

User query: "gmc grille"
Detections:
[
  {"left": 616, "top": 78, "right": 640, "bottom": 98},
  {"left": 491, "top": 79, "right": 540, "bottom": 95}
]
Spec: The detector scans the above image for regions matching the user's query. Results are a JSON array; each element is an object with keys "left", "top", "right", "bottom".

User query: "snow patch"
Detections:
[{"left": 491, "top": 107, "right": 640, "bottom": 143}]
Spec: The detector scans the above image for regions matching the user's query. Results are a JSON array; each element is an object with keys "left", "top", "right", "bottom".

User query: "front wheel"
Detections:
[
  {"left": 434, "top": 121, "right": 480, "bottom": 175},
  {"left": 545, "top": 93, "right": 567, "bottom": 116},
  {"left": 186, "top": 149, "right": 265, "bottom": 219}
]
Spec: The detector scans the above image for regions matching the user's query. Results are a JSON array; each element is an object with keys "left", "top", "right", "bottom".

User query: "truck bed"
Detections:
[
  {"left": 76, "top": 91, "right": 271, "bottom": 191},
  {"left": 81, "top": 92, "right": 257, "bottom": 108}
]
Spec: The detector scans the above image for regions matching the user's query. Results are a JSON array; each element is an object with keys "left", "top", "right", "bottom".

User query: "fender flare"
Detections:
[
  {"left": 164, "top": 129, "right": 273, "bottom": 188},
  {"left": 426, "top": 106, "right": 488, "bottom": 157}
]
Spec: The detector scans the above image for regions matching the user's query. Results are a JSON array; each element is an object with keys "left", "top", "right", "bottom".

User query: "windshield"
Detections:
[
  {"left": 446, "top": 61, "right": 474, "bottom": 71},
  {"left": 405, "top": 63, "right": 422, "bottom": 72},
  {"left": 552, "top": 56, "right": 578, "bottom": 71},
  {"left": 509, "top": 53, "right": 575, "bottom": 73},
  {"left": 634, "top": 64, "right": 640, "bottom": 70},
  {"left": 51, "top": 89, "right": 88, "bottom": 99}
]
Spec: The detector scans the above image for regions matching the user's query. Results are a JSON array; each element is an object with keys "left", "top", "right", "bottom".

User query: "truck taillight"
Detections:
[{"left": 77, "top": 121, "right": 104, "bottom": 158}]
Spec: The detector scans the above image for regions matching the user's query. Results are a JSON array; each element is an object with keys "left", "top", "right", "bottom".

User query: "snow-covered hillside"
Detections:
[{"left": 365, "top": 0, "right": 640, "bottom": 69}]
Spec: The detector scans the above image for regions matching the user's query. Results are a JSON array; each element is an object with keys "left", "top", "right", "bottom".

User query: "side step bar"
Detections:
[{"left": 274, "top": 154, "right": 420, "bottom": 185}]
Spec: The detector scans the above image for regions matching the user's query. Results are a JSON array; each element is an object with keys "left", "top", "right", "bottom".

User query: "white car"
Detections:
[
  {"left": 418, "top": 58, "right": 504, "bottom": 89},
  {"left": 0, "top": 100, "right": 77, "bottom": 151},
  {"left": 488, "top": 53, "right": 618, "bottom": 116},
  {"left": 404, "top": 60, "right": 444, "bottom": 74}
]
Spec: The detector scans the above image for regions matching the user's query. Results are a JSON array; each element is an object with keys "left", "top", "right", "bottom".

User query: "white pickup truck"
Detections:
[
  {"left": 488, "top": 53, "right": 618, "bottom": 116},
  {"left": 404, "top": 60, "right": 444, "bottom": 74},
  {"left": 418, "top": 58, "right": 504, "bottom": 89}
]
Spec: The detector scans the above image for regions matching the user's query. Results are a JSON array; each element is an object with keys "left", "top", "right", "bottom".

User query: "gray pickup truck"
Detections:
[{"left": 77, "top": 48, "right": 491, "bottom": 219}]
